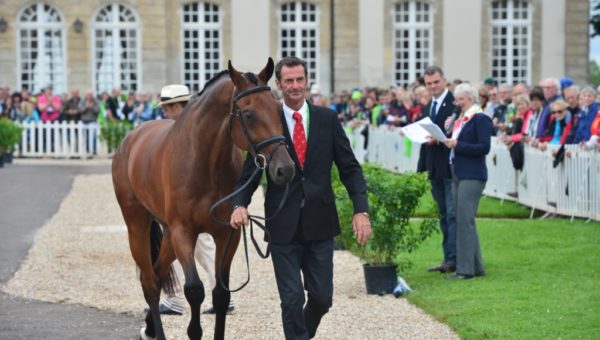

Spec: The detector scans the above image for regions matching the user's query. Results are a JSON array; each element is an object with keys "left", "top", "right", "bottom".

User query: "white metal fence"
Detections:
[
  {"left": 348, "top": 125, "right": 600, "bottom": 222},
  {"left": 17, "top": 121, "right": 113, "bottom": 158},
  {"left": 12, "top": 122, "right": 600, "bottom": 221}
]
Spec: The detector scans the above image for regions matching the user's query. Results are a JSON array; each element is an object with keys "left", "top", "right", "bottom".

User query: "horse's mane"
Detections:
[
  {"left": 193, "top": 69, "right": 260, "bottom": 99},
  {"left": 195, "top": 69, "right": 229, "bottom": 99}
]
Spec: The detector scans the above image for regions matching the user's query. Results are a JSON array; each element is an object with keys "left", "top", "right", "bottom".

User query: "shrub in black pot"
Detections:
[
  {"left": 0, "top": 119, "right": 24, "bottom": 166},
  {"left": 333, "top": 163, "right": 437, "bottom": 294}
]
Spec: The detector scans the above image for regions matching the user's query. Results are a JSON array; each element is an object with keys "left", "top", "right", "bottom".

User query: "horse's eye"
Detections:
[{"left": 243, "top": 110, "right": 255, "bottom": 121}]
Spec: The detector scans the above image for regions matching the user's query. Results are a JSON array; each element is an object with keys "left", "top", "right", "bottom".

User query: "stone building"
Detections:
[{"left": 0, "top": 0, "right": 590, "bottom": 96}]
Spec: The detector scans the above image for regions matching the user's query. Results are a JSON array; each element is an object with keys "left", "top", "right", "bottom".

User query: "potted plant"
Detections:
[
  {"left": 333, "top": 163, "right": 437, "bottom": 295},
  {"left": 99, "top": 120, "right": 133, "bottom": 154},
  {"left": 0, "top": 119, "right": 24, "bottom": 167}
]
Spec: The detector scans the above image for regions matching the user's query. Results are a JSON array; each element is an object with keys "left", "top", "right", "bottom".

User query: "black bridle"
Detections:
[{"left": 209, "top": 83, "right": 290, "bottom": 292}]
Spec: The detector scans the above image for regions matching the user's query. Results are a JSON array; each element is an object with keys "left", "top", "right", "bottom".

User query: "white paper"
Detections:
[
  {"left": 418, "top": 117, "right": 447, "bottom": 142},
  {"left": 400, "top": 123, "right": 431, "bottom": 144}
]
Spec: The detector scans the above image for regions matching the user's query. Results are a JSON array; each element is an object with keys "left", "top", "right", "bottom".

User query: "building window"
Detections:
[
  {"left": 17, "top": 3, "right": 66, "bottom": 94},
  {"left": 181, "top": 2, "right": 221, "bottom": 93},
  {"left": 393, "top": 1, "right": 433, "bottom": 88},
  {"left": 279, "top": 2, "right": 319, "bottom": 86},
  {"left": 490, "top": 0, "right": 531, "bottom": 84},
  {"left": 92, "top": 3, "right": 140, "bottom": 94}
]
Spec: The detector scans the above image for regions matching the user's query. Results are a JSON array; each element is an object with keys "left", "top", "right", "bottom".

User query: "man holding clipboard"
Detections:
[{"left": 416, "top": 66, "right": 458, "bottom": 274}]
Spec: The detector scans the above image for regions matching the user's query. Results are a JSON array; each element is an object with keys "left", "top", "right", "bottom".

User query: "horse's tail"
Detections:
[{"left": 149, "top": 219, "right": 178, "bottom": 296}]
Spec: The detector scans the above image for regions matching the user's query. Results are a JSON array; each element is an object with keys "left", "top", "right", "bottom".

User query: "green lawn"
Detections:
[{"left": 402, "top": 217, "right": 600, "bottom": 339}]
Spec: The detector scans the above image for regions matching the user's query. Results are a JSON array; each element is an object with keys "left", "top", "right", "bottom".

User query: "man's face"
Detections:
[
  {"left": 541, "top": 81, "right": 558, "bottom": 100},
  {"left": 424, "top": 72, "right": 445, "bottom": 99},
  {"left": 276, "top": 65, "right": 307, "bottom": 109},
  {"left": 563, "top": 89, "right": 578, "bottom": 108},
  {"left": 162, "top": 103, "right": 182, "bottom": 119},
  {"left": 498, "top": 86, "right": 512, "bottom": 104}
]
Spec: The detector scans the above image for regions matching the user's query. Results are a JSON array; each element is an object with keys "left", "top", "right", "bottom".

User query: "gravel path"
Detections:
[{"left": 1, "top": 173, "right": 458, "bottom": 339}]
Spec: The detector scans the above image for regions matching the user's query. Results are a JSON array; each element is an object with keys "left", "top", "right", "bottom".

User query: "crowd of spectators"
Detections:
[
  {"left": 0, "top": 86, "right": 166, "bottom": 126},
  {"left": 2, "top": 74, "right": 600, "bottom": 158},
  {"left": 307, "top": 76, "right": 600, "bottom": 161}
]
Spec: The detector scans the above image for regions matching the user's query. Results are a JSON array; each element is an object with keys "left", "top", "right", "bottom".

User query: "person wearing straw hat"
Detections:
[
  {"left": 149, "top": 84, "right": 234, "bottom": 315},
  {"left": 157, "top": 84, "right": 191, "bottom": 120}
]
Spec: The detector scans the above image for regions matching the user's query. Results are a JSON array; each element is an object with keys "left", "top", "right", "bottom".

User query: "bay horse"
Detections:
[{"left": 111, "top": 58, "right": 295, "bottom": 340}]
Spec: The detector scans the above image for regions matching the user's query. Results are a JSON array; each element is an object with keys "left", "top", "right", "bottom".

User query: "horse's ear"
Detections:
[
  {"left": 258, "top": 57, "right": 275, "bottom": 83},
  {"left": 228, "top": 60, "right": 244, "bottom": 87}
]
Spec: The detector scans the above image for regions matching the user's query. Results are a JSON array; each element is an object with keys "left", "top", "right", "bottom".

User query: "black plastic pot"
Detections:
[{"left": 362, "top": 263, "right": 397, "bottom": 295}]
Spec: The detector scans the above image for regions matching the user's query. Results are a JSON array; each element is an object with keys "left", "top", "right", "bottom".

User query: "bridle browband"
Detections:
[{"left": 209, "top": 81, "right": 291, "bottom": 293}]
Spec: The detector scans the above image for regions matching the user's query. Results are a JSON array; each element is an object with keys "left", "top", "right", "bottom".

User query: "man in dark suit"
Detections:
[
  {"left": 417, "top": 65, "right": 457, "bottom": 274},
  {"left": 229, "top": 56, "right": 371, "bottom": 340}
]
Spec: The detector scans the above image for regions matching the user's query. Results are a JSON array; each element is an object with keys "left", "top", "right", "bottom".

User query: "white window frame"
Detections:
[
  {"left": 16, "top": 3, "right": 67, "bottom": 94},
  {"left": 91, "top": 3, "right": 141, "bottom": 94},
  {"left": 180, "top": 2, "right": 223, "bottom": 93},
  {"left": 393, "top": 1, "right": 433, "bottom": 88},
  {"left": 490, "top": 0, "right": 532, "bottom": 85},
  {"left": 278, "top": 2, "right": 319, "bottom": 87}
]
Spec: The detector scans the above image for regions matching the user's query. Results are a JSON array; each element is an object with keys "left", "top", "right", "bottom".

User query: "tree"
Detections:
[
  {"left": 590, "top": 59, "right": 600, "bottom": 87},
  {"left": 592, "top": 0, "right": 600, "bottom": 37}
]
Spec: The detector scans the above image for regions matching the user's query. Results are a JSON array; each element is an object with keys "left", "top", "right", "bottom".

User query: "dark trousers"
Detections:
[
  {"left": 270, "top": 238, "right": 334, "bottom": 340},
  {"left": 430, "top": 177, "right": 457, "bottom": 265}
]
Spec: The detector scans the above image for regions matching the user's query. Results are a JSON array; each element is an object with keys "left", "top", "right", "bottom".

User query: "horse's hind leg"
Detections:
[
  {"left": 171, "top": 225, "right": 205, "bottom": 340},
  {"left": 212, "top": 230, "right": 240, "bottom": 340},
  {"left": 121, "top": 205, "right": 167, "bottom": 340}
]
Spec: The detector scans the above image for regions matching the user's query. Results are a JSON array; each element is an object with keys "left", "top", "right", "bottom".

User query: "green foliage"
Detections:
[
  {"left": 591, "top": 59, "right": 600, "bottom": 87},
  {"left": 0, "top": 119, "right": 24, "bottom": 153},
  {"left": 333, "top": 163, "right": 437, "bottom": 270},
  {"left": 592, "top": 0, "right": 600, "bottom": 37},
  {"left": 99, "top": 120, "right": 133, "bottom": 152}
]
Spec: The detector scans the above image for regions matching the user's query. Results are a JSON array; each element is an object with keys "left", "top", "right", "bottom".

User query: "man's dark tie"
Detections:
[
  {"left": 292, "top": 111, "right": 306, "bottom": 167},
  {"left": 430, "top": 100, "right": 438, "bottom": 120}
]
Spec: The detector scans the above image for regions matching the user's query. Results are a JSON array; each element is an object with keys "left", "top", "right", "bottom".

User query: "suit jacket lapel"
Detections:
[{"left": 304, "top": 103, "right": 320, "bottom": 168}]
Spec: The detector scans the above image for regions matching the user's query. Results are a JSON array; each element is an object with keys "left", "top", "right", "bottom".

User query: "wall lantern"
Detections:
[
  {"left": 0, "top": 17, "right": 8, "bottom": 33},
  {"left": 73, "top": 18, "right": 83, "bottom": 33}
]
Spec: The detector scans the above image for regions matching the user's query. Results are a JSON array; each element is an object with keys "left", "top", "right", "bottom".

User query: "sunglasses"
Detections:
[{"left": 551, "top": 110, "right": 566, "bottom": 114}]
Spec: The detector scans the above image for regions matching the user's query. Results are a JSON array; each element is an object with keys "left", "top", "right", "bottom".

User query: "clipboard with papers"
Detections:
[{"left": 400, "top": 117, "right": 447, "bottom": 143}]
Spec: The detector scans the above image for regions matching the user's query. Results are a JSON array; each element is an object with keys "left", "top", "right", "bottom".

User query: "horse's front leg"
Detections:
[
  {"left": 172, "top": 226, "right": 205, "bottom": 340},
  {"left": 212, "top": 229, "right": 240, "bottom": 340}
]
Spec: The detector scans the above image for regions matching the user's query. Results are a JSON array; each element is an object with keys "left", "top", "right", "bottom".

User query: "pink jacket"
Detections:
[{"left": 38, "top": 94, "right": 62, "bottom": 123}]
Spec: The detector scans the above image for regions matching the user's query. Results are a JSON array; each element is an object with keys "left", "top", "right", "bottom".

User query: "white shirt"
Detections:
[{"left": 282, "top": 100, "right": 308, "bottom": 139}]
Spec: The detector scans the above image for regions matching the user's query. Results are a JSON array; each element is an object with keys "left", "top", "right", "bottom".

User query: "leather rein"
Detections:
[{"left": 208, "top": 83, "right": 290, "bottom": 292}]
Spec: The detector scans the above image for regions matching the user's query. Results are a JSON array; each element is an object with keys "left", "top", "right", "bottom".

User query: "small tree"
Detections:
[
  {"left": 333, "top": 163, "right": 437, "bottom": 271},
  {"left": 99, "top": 120, "right": 133, "bottom": 153},
  {"left": 0, "top": 119, "right": 24, "bottom": 154}
]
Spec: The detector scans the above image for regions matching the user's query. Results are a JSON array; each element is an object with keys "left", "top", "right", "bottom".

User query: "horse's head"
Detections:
[{"left": 228, "top": 58, "right": 295, "bottom": 185}]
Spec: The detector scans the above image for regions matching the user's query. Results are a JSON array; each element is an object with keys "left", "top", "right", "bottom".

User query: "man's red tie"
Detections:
[{"left": 292, "top": 111, "right": 307, "bottom": 167}]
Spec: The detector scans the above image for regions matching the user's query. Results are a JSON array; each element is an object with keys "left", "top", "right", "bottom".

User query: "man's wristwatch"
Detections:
[{"left": 358, "top": 212, "right": 370, "bottom": 219}]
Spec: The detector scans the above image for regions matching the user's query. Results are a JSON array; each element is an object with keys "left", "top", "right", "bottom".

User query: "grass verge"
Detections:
[{"left": 401, "top": 217, "right": 600, "bottom": 339}]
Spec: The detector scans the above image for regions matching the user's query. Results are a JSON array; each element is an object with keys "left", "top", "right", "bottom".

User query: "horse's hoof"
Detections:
[{"left": 139, "top": 327, "right": 156, "bottom": 340}]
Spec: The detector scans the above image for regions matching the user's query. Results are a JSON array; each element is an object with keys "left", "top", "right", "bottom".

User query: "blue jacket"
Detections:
[{"left": 452, "top": 114, "right": 493, "bottom": 181}]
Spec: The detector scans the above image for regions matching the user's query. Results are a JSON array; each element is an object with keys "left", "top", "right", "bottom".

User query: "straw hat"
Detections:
[{"left": 157, "top": 84, "right": 191, "bottom": 107}]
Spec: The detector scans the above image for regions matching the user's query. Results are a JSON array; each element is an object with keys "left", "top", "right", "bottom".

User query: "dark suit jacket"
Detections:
[
  {"left": 417, "top": 91, "right": 456, "bottom": 180},
  {"left": 452, "top": 114, "right": 493, "bottom": 181},
  {"left": 232, "top": 102, "right": 368, "bottom": 244}
]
